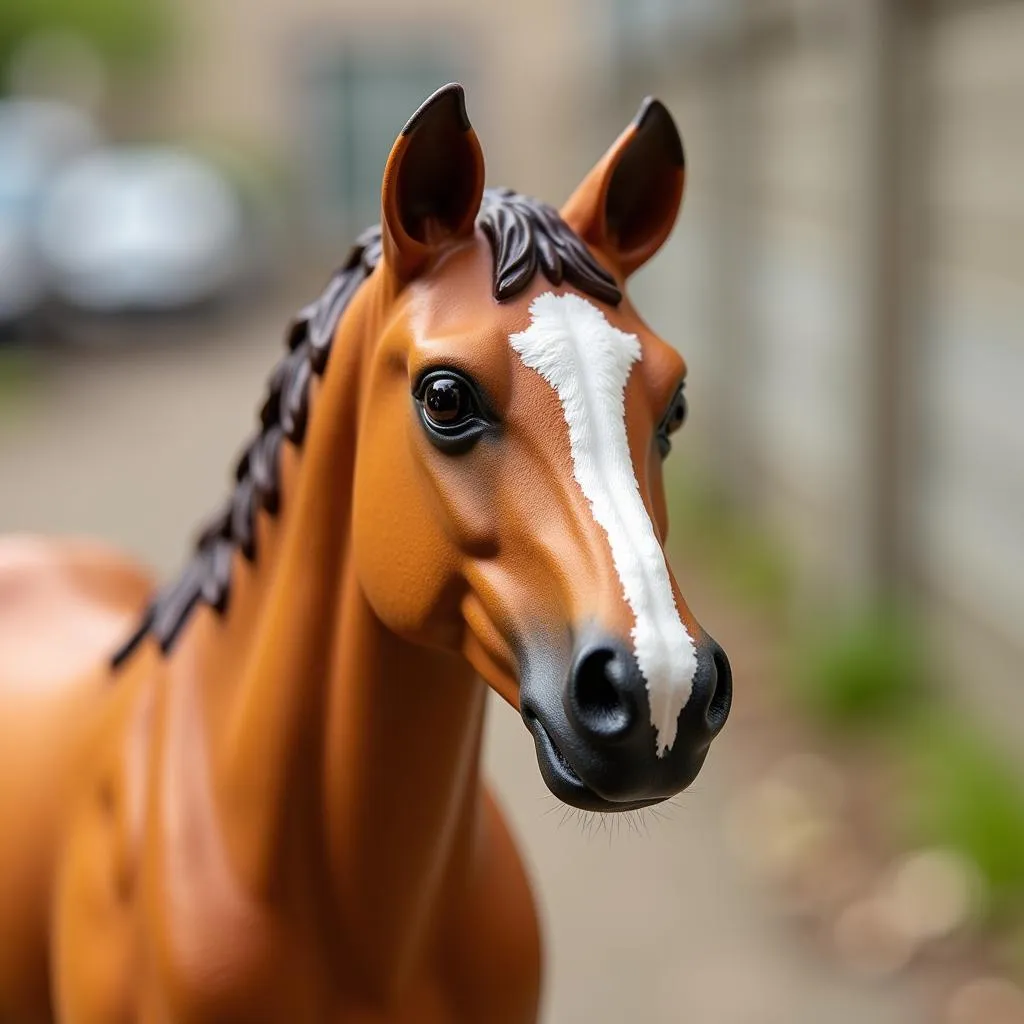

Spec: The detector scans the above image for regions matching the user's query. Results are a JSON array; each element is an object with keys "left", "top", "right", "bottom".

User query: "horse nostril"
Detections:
[
  {"left": 705, "top": 642, "right": 733, "bottom": 733},
  {"left": 570, "top": 646, "right": 636, "bottom": 739}
]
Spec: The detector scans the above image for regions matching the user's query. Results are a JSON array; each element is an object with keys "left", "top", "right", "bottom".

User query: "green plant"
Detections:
[
  {"left": 717, "top": 523, "right": 791, "bottom": 607},
  {"left": 789, "top": 604, "right": 927, "bottom": 729},
  {"left": 0, "top": 0, "right": 170, "bottom": 76},
  {"left": 0, "top": 350, "right": 42, "bottom": 429},
  {"left": 663, "top": 461, "right": 791, "bottom": 607},
  {"left": 0, "top": 349, "right": 39, "bottom": 410},
  {"left": 662, "top": 460, "right": 731, "bottom": 545},
  {"left": 897, "top": 711, "right": 1024, "bottom": 918}
]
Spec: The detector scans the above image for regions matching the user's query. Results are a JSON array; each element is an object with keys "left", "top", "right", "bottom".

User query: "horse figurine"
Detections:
[{"left": 0, "top": 84, "right": 731, "bottom": 1023}]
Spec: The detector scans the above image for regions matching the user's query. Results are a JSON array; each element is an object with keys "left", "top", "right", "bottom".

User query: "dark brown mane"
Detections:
[{"left": 111, "top": 189, "right": 621, "bottom": 667}]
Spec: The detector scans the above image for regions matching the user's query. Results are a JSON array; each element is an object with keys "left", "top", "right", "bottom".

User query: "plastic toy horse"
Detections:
[{"left": 0, "top": 85, "right": 731, "bottom": 1023}]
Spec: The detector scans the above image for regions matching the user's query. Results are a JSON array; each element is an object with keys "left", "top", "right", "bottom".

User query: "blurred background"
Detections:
[{"left": 1, "top": 0, "right": 1023, "bottom": 1021}]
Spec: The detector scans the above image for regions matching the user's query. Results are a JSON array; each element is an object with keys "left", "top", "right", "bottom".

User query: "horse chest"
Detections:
[
  {"left": 147, "top": 803, "right": 541, "bottom": 1024},
  {"left": 425, "top": 795, "right": 543, "bottom": 1024},
  {"left": 147, "top": 884, "right": 540, "bottom": 1024},
  {"left": 330, "top": 801, "right": 542, "bottom": 1024}
]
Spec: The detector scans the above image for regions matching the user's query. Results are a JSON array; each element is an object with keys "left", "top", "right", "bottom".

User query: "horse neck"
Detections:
[
  {"left": 188, "top": 271, "right": 487, "bottom": 986},
  {"left": 322, "top": 568, "right": 486, "bottom": 994}
]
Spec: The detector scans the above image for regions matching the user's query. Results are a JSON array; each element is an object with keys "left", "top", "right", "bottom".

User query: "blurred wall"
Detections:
[
  {"left": 57, "top": 0, "right": 1021, "bottom": 743},
  {"left": 144, "top": 0, "right": 619, "bottom": 244},
  {"left": 616, "top": 0, "right": 1024, "bottom": 751}
]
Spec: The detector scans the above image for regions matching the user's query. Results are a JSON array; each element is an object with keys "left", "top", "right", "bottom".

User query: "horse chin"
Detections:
[{"left": 522, "top": 710, "right": 665, "bottom": 814}]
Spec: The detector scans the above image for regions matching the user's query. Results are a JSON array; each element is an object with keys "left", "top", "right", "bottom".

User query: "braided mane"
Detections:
[{"left": 112, "top": 189, "right": 621, "bottom": 667}]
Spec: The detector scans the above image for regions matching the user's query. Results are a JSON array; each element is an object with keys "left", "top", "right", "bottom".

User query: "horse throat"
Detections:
[
  {"left": 323, "top": 573, "right": 486, "bottom": 996},
  {"left": 186, "top": 274, "right": 487, "bottom": 994}
]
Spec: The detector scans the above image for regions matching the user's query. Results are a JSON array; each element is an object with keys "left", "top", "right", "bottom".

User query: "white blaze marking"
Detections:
[{"left": 509, "top": 292, "right": 698, "bottom": 756}]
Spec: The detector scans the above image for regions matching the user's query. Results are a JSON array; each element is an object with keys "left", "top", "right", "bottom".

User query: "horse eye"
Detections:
[
  {"left": 665, "top": 387, "right": 687, "bottom": 433},
  {"left": 415, "top": 369, "right": 493, "bottom": 454},
  {"left": 657, "top": 385, "right": 687, "bottom": 458},
  {"left": 423, "top": 377, "right": 467, "bottom": 425}
]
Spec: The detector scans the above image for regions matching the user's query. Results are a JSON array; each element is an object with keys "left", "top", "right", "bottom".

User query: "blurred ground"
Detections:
[
  {"left": 488, "top": 604, "right": 927, "bottom": 1024},
  {"left": 0, "top": 294, "right": 925, "bottom": 1024}
]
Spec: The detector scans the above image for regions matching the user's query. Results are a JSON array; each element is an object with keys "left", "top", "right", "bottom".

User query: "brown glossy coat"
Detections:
[{"left": 0, "top": 86, "right": 691, "bottom": 1023}]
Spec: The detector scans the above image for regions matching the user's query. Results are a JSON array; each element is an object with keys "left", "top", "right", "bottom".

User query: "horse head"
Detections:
[{"left": 350, "top": 84, "right": 732, "bottom": 812}]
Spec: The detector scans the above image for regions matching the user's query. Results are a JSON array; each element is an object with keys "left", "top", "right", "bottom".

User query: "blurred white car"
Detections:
[
  {"left": 0, "top": 99, "right": 98, "bottom": 328},
  {"left": 37, "top": 147, "right": 246, "bottom": 313}
]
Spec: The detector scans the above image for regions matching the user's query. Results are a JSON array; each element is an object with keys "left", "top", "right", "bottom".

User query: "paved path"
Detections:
[{"left": 0, "top": 293, "right": 924, "bottom": 1023}]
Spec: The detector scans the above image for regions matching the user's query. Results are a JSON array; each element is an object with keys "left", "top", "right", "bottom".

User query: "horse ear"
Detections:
[
  {"left": 380, "top": 83, "right": 486, "bottom": 283},
  {"left": 560, "top": 97, "right": 685, "bottom": 279}
]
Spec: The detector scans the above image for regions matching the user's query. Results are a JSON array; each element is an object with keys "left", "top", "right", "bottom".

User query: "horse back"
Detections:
[
  {"left": 0, "top": 534, "right": 152, "bottom": 691},
  {"left": 0, "top": 535, "right": 153, "bottom": 1021}
]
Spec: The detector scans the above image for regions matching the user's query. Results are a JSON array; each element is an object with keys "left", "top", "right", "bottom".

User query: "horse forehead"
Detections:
[
  {"left": 406, "top": 268, "right": 525, "bottom": 354},
  {"left": 508, "top": 292, "right": 645, "bottom": 388},
  {"left": 407, "top": 270, "right": 671, "bottom": 401}
]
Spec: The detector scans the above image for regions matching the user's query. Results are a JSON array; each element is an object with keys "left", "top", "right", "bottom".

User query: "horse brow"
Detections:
[{"left": 110, "top": 191, "right": 620, "bottom": 669}]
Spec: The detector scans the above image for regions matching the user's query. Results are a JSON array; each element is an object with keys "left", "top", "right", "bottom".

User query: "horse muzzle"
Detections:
[{"left": 520, "top": 632, "right": 732, "bottom": 811}]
